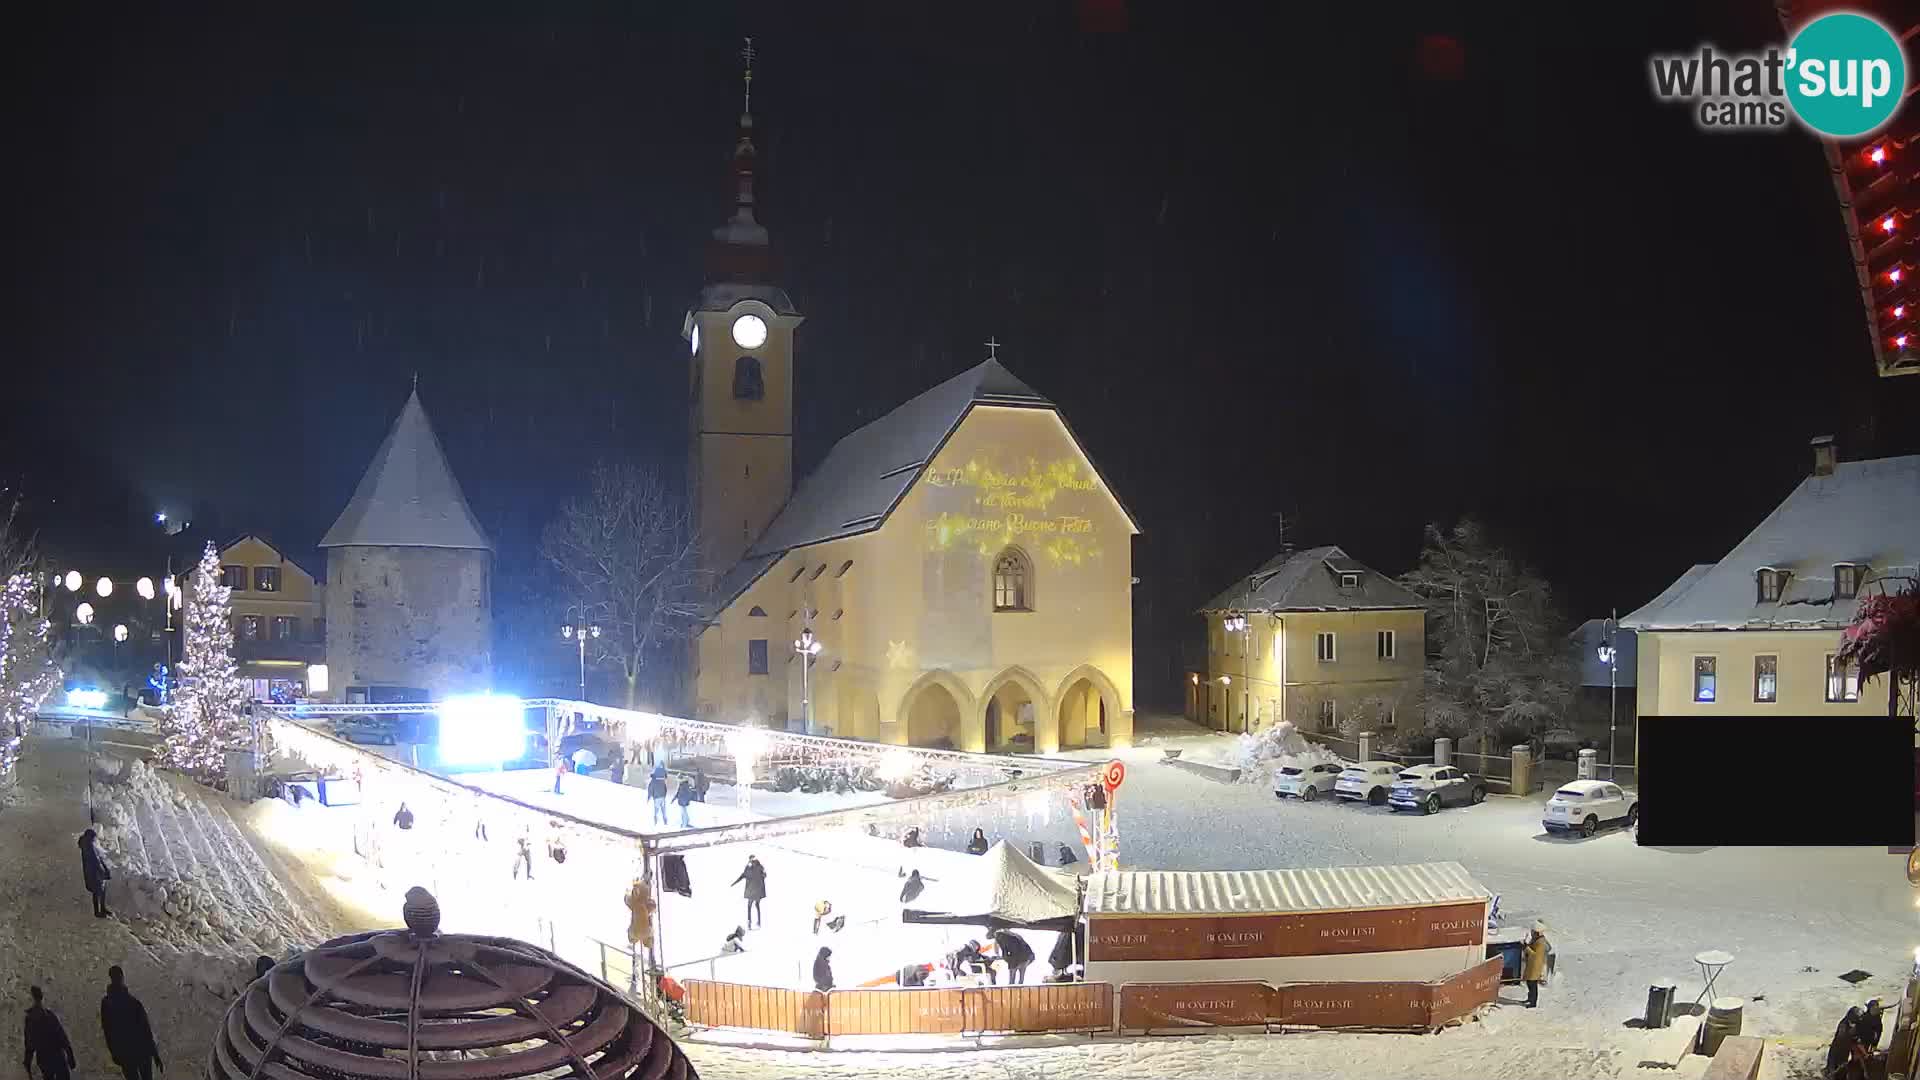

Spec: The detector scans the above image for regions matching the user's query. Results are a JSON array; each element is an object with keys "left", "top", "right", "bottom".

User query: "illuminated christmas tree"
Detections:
[
  {"left": 0, "top": 572, "right": 61, "bottom": 777},
  {"left": 158, "top": 543, "right": 250, "bottom": 779}
]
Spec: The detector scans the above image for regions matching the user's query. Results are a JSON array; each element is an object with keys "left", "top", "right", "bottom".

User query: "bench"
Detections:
[{"left": 1700, "top": 1035, "right": 1763, "bottom": 1080}]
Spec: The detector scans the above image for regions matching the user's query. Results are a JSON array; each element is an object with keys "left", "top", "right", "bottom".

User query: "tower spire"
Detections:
[{"left": 707, "top": 35, "right": 772, "bottom": 280}]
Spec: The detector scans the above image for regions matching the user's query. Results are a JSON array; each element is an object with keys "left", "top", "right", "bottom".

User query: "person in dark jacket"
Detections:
[
  {"left": 392, "top": 803, "right": 414, "bottom": 830},
  {"left": 901, "top": 827, "right": 923, "bottom": 848},
  {"left": 23, "top": 985, "right": 76, "bottom": 1080},
  {"left": 512, "top": 831, "right": 534, "bottom": 881},
  {"left": 673, "top": 777, "right": 696, "bottom": 828},
  {"left": 966, "top": 829, "right": 990, "bottom": 855},
  {"left": 609, "top": 756, "right": 627, "bottom": 786},
  {"left": 812, "top": 947, "right": 835, "bottom": 992},
  {"left": 1857, "top": 999, "right": 1886, "bottom": 1053},
  {"left": 79, "top": 829, "right": 111, "bottom": 917},
  {"left": 693, "top": 769, "right": 710, "bottom": 802},
  {"left": 992, "top": 929, "right": 1036, "bottom": 986},
  {"left": 899, "top": 869, "right": 925, "bottom": 905},
  {"left": 254, "top": 955, "right": 275, "bottom": 983},
  {"left": 1829, "top": 1006, "right": 1862, "bottom": 1079},
  {"left": 731, "top": 855, "right": 767, "bottom": 928},
  {"left": 100, "top": 966, "right": 162, "bottom": 1080},
  {"left": 647, "top": 765, "right": 670, "bottom": 826}
]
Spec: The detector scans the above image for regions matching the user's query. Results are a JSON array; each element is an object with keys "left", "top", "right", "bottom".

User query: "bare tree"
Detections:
[{"left": 541, "top": 463, "right": 709, "bottom": 710}]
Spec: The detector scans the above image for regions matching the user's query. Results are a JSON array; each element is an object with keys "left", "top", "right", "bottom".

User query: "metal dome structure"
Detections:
[{"left": 210, "top": 888, "right": 694, "bottom": 1080}]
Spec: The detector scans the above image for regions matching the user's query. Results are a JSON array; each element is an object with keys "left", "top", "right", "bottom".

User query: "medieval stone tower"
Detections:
[{"left": 320, "top": 389, "right": 492, "bottom": 701}]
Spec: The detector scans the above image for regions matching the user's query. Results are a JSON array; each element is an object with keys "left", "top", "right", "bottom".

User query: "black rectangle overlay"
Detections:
[{"left": 1637, "top": 715, "right": 1914, "bottom": 847}]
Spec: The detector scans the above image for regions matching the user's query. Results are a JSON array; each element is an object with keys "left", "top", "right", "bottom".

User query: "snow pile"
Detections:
[
  {"left": 1230, "top": 721, "right": 1343, "bottom": 783},
  {"left": 86, "top": 755, "right": 321, "bottom": 961}
]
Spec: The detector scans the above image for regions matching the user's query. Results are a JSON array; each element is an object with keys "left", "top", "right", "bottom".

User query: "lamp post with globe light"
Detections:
[
  {"left": 560, "top": 615, "right": 601, "bottom": 704},
  {"left": 794, "top": 627, "right": 823, "bottom": 735}
]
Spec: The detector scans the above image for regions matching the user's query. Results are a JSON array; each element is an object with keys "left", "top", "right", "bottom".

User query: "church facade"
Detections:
[{"left": 685, "top": 65, "right": 1136, "bottom": 752}]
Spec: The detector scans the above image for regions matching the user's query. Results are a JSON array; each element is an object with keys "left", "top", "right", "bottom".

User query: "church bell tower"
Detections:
[{"left": 683, "top": 36, "right": 803, "bottom": 577}]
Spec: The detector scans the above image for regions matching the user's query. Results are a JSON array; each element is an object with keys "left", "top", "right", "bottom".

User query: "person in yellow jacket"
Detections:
[
  {"left": 1522, "top": 922, "right": 1550, "bottom": 1009},
  {"left": 625, "top": 878, "right": 656, "bottom": 948}
]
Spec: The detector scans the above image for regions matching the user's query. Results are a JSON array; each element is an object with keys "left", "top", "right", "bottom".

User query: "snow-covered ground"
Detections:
[{"left": 5, "top": 720, "right": 1909, "bottom": 1079}]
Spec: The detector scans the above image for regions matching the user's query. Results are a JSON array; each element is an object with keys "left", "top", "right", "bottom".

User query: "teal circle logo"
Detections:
[{"left": 1786, "top": 13, "right": 1907, "bottom": 137}]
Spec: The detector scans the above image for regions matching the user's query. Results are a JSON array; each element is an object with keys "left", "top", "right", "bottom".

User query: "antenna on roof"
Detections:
[{"left": 1273, "top": 511, "right": 1293, "bottom": 555}]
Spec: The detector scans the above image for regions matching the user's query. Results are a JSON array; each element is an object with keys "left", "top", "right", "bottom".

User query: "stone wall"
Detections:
[{"left": 323, "top": 546, "right": 491, "bottom": 698}]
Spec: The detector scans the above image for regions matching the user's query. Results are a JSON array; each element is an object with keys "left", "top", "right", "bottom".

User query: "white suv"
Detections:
[
  {"left": 1543, "top": 779, "right": 1638, "bottom": 837},
  {"left": 1275, "top": 761, "right": 1347, "bottom": 802},
  {"left": 1333, "top": 761, "right": 1402, "bottom": 805}
]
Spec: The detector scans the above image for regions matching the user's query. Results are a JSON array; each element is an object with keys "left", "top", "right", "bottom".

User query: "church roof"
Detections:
[
  {"left": 320, "top": 390, "right": 492, "bottom": 552},
  {"left": 1199, "top": 545, "right": 1424, "bottom": 614},
  {"left": 710, "top": 359, "right": 1127, "bottom": 613}
]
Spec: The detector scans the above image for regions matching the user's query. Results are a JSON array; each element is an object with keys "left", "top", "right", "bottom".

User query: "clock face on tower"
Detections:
[
  {"left": 690, "top": 324, "right": 701, "bottom": 355},
  {"left": 732, "top": 314, "right": 768, "bottom": 350}
]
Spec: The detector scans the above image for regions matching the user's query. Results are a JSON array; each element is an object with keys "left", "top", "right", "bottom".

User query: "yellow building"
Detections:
[
  {"left": 1622, "top": 440, "right": 1916, "bottom": 724},
  {"left": 684, "top": 81, "right": 1137, "bottom": 752},
  {"left": 1193, "top": 546, "right": 1426, "bottom": 739},
  {"left": 193, "top": 534, "right": 325, "bottom": 701}
]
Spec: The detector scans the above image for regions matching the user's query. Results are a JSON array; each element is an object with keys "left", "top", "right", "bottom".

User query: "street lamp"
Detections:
[
  {"left": 75, "top": 602, "right": 94, "bottom": 625},
  {"left": 95, "top": 576, "right": 113, "bottom": 598},
  {"left": 794, "top": 627, "right": 823, "bottom": 735},
  {"left": 136, "top": 577, "right": 155, "bottom": 600},
  {"left": 63, "top": 571, "right": 81, "bottom": 592},
  {"left": 1597, "top": 610, "right": 1619, "bottom": 780},
  {"left": 560, "top": 620, "right": 601, "bottom": 703}
]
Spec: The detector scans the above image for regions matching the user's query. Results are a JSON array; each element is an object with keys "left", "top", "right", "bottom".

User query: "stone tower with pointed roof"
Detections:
[{"left": 319, "top": 390, "right": 492, "bottom": 701}]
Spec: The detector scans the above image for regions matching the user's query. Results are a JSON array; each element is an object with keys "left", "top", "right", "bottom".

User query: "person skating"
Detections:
[
  {"left": 902, "top": 827, "right": 923, "bottom": 848},
  {"left": 966, "top": 829, "right": 989, "bottom": 855},
  {"left": 99, "top": 966, "right": 162, "bottom": 1080},
  {"left": 992, "top": 929, "right": 1036, "bottom": 986},
  {"left": 392, "top": 803, "right": 414, "bottom": 830},
  {"left": 899, "top": 869, "right": 925, "bottom": 905},
  {"left": 22, "top": 986, "right": 77, "bottom": 1080},
  {"left": 693, "top": 768, "right": 710, "bottom": 802},
  {"left": 551, "top": 758, "right": 567, "bottom": 796},
  {"left": 721, "top": 926, "right": 747, "bottom": 954},
  {"left": 1521, "top": 922, "right": 1549, "bottom": 1008},
  {"left": 673, "top": 776, "right": 696, "bottom": 828},
  {"left": 78, "top": 829, "right": 111, "bottom": 918},
  {"left": 812, "top": 900, "right": 833, "bottom": 935},
  {"left": 512, "top": 831, "right": 534, "bottom": 880},
  {"left": 731, "top": 854, "right": 767, "bottom": 928},
  {"left": 609, "top": 755, "right": 626, "bottom": 786},
  {"left": 812, "top": 947, "right": 835, "bottom": 993},
  {"left": 647, "top": 765, "right": 670, "bottom": 826}
]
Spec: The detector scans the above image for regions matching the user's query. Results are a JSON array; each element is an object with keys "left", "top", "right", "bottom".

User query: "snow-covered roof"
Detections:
[
  {"left": 1084, "top": 861, "right": 1489, "bottom": 916},
  {"left": 1200, "top": 545, "right": 1424, "bottom": 614},
  {"left": 708, "top": 359, "right": 1139, "bottom": 614},
  {"left": 692, "top": 281, "right": 798, "bottom": 316},
  {"left": 1620, "top": 454, "right": 1919, "bottom": 631},
  {"left": 1570, "top": 617, "right": 1637, "bottom": 688},
  {"left": 320, "top": 390, "right": 491, "bottom": 552},
  {"left": 904, "top": 840, "right": 1081, "bottom": 927}
]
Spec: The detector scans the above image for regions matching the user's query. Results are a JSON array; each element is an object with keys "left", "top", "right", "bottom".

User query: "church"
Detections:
[{"left": 687, "top": 58, "right": 1137, "bottom": 753}]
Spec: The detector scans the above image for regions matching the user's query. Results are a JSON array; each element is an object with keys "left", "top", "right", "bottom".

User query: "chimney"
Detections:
[{"left": 1810, "top": 435, "right": 1837, "bottom": 477}]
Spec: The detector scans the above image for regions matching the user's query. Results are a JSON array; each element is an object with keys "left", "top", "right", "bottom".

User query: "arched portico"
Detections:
[
  {"left": 979, "top": 666, "right": 1052, "bottom": 754},
  {"left": 1054, "top": 664, "right": 1125, "bottom": 750},
  {"left": 895, "top": 669, "right": 980, "bottom": 751}
]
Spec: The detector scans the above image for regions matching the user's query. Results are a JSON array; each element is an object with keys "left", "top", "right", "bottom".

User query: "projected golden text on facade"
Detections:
[{"left": 921, "top": 456, "right": 1108, "bottom": 564}]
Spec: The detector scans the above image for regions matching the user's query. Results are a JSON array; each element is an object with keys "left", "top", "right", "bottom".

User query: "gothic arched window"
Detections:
[
  {"left": 992, "top": 547, "right": 1032, "bottom": 612},
  {"left": 732, "top": 355, "right": 765, "bottom": 400}
]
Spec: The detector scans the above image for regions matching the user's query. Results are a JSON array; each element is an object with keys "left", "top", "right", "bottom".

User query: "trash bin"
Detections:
[{"left": 1645, "top": 980, "right": 1678, "bottom": 1029}]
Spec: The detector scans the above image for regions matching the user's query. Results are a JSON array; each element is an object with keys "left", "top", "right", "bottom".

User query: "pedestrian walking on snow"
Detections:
[
  {"left": 1829, "top": 1006, "right": 1862, "bottom": 1079},
  {"left": 966, "top": 829, "right": 989, "bottom": 855},
  {"left": 512, "top": 832, "right": 534, "bottom": 881},
  {"left": 812, "top": 947, "right": 835, "bottom": 992},
  {"left": 899, "top": 869, "right": 925, "bottom": 904},
  {"left": 693, "top": 769, "right": 710, "bottom": 802},
  {"left": 673, "top": 777, "right": 695, "bottom": 828},
  {"left": 22, "top": 986, "right": 76, "bottom": 1080},
  {"left": 79, "top": 829, "right": 111, "bottom": 918},
  {"left": 731, "top": 855, "right": 767, "bottom": 928},
  {"left": 392, "top": 803, "right": 414, "bottom": 830},
  {"left": 647, "top": 765, "right": 670, "bottom": 826},
  {"left": 1521, "top": 922, "right": 1549, "bottom": 1008},
  {"left": 99, "top": 966, "right": 162, "bottom": 1080}
]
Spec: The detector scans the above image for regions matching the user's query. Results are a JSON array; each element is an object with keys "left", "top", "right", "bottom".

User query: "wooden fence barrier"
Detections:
[
  {"left": 684, "top": 980, "right": 826, "bottom": 1039},
  {"left": 964, "top": 982, "right": 1113, "bottom": 1034},
  {"left": 827, "top": 987, "right": 967, "bottom": 1035}
]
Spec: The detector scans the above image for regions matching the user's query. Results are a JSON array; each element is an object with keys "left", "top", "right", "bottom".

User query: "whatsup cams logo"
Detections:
[{"left": 1650, "top": 11, "right": 1907, "bottom": 136}]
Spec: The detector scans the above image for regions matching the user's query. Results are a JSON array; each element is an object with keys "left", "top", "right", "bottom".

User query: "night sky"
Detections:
[{"left": 7, "top": 4, "right": 1917, "bottom": 703}]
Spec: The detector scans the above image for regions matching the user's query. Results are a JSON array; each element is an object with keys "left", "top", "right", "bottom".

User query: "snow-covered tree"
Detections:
[
  {"left": 0, "top": 505, "right": 59, "bottom": 753},
  {"left": 1399, "top": 520, "right": 1576, "bottom": 746},
  {"left": 158, "top": 542, "right": 250, "bottom": 780}
]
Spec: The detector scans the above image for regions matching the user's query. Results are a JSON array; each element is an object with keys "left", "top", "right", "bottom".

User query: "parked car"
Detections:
[
  {"left": 1387, "top": 764, "right": 1486, "bottom": 814},
  {"left": 1333, "top": 761, "right": 1403, "bottom": 805},
  {"left": 330, "top": 714, "right": 400, "bottom": 746},
  {"left": 1274, "top": 761, "right": 1348, "bottom": 801},
  {"left": 1542, "top": 779, "right": 1638, "bottom": 837}
]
